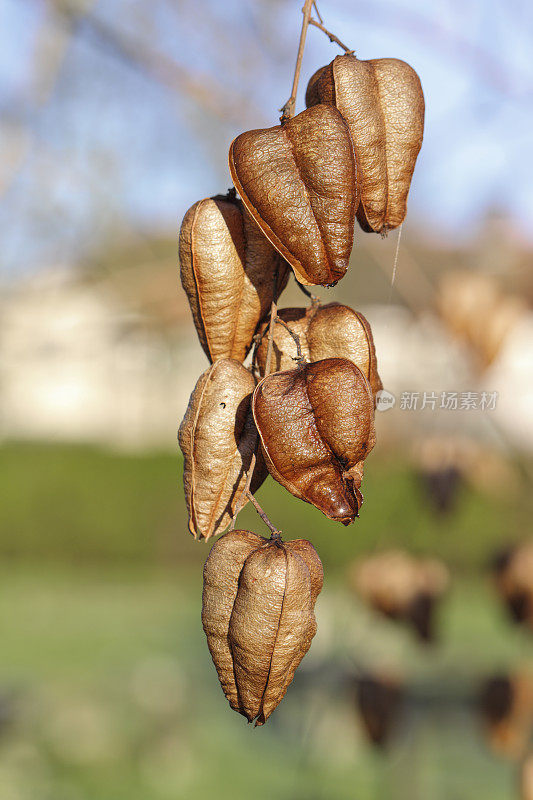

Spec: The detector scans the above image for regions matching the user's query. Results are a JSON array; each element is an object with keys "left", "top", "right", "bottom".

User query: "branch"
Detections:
[
  {"left": 280, "top": 0, "right": 315, "bottom": 122},
  {"left": 308, "top": 17, "right": 354, "bottom": 54}
]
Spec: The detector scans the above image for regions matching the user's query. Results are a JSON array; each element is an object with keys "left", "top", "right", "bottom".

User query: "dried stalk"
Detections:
[
  {"left": 245, "top": 490, "right": 281, "bottom": 536},
  {"left": 308, "top": 18, "right": 354, "bottom": 54},
  {"left": 280, "top": 0, "right": 315, "bottom": 122}
]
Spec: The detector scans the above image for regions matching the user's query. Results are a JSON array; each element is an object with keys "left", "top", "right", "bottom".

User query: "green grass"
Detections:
[
  {"left": 0, "top": 564, "right": 529, "bottom": 800},
  {"left": 0, "top": 440, "right": 531, "bottom": 798}
]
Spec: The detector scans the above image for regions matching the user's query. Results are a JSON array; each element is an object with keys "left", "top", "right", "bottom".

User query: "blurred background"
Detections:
[{"left": 1, "top": 0, "right": 533, "bottom": 798}]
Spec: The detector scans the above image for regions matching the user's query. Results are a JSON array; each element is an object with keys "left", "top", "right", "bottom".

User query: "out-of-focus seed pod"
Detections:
[
  {"left": 229, "top": 105, "right": 358, "bottom": 287},
  {"left": 480, "top": 673, "right": 533, "bottom": 760},
  {"left": 306, "top": 55, "right": 424, "bottom": 233},
  {"left": 355, "top": 674, "right": 403, "bottom": 747},
  {"left": 253, "top": 358, "right": 376, "bottom": 524},
  {"left": 351, "top": 550, "right": 449, "bottom": 643},
  {"left": 178, "top": 360, "right": 266, "bottom": 540},
  {"left": 179, "top": 194, "right": 289, "bottom": 363},
  {"left": 255, "top": 303, "right": 382, "bottom": 398},
  {"left": 202, "top": 530, "right": 323, "bottom": 724},
  {"left": 493, "top": 542, "right": 533, "bottom": 630},
  {"left": 437, "top": 271, "right": 526, "bottom": 370}
]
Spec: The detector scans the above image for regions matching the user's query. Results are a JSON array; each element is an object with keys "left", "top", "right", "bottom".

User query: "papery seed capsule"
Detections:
[
  {"left": 179, "top": 194, "right": 289, "bottom": 363},
  {"left": 178, "top": 360, "right": 266, "bottom": 540},
  {"left": 202, "top": 531, "right": 323, "bottom": 724},
  {"left": 253, "top": 358, "right": 376, "bottom": 524},
  {"left": 306, "top": 55, "right": 425, "bottom": 233},
  {"left": 255, "top": 303, "right": 382, "bottom": 399},
  {"left": 229, "top": 105, "right": 358, "bottom": 286}
]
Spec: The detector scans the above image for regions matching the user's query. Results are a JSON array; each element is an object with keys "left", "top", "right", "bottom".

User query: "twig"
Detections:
[
  {"left": 264, "top": 300, "right": 278, "bottom": 376},
  {"left": 274, "top": 318, "right": 304, "bottom": 362},
  {"left": 246, "top": 490, "right": 281, "bottom": 536},
  {"left": 229, "top": 453, "right": 256, "bottom": 531},
  {"left": 308, "top": 17, "right": 354, "bottom": 54},
  {"left": 312, "top": 1, "right": 324, "bottom": 24},
  {"left": 295, "top": 279, "right": 321, "bottom": 308},
  {"left": 280, "top": 0, "right": 315, "bottom": 122}
]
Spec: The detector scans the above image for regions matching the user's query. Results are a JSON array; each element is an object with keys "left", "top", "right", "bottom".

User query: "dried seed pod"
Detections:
[
  {"left": 202, "top": 531, "right": 323, "bottom": 724},
  {"left": 350, "top": 550, "right": 450, "bottom": 643},
  {"left": 229, "top": 104, "right": 358, "bottom": 287},
  {"left": 355, "top": 674, "right": 403, "bottom": 748},
  {"left": 255, "top": 303, "right": 382, "bottom": 398},
  {"left": 480, "top": 672, "right": 533, "bottom": 759},
  {"left": 306, "top": 55, "right": 425, "bottom": 233},
  {"left": 178, "top": 360, "right": 266, "bottom": 540},
  {"left": 253, "top": 358, "right": 376, "bottom": 524},
  {"left": 493, "top": 542, "right": 533, "bottom": 629},
  {"left": 179, "top": 194, "right": 289, "bottom": 363}
]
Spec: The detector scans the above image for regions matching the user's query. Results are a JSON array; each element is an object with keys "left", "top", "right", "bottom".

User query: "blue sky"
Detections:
[{"left": 0, "top": 0, "right": 532, "bottom": 277}]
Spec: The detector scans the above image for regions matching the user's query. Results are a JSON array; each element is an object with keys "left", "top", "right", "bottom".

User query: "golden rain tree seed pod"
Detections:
[
  {"left": 306, "top": 55, "right": 425, "bottom": 234},
  {"left": 178, "top": 359, "right": 266, "bottom": 541},
  {"left": 493, "top": 542, "right": 533, "bottom": 629},
  {"left": 255, "top": 303, "right": 382, "bottom": 399},
  {"left": 202, "top": 530, "right": 323, "bottom": 725},
  {"left": 350, "top": 550, "right": 450, "bottom": 643},
  {"left": 253, "top": 358, "right": 376, "bottom": 524},
  {"left": 229, "top": 104, "right": 359, "bottom": 287},
  {"left": 179, "top": 194, "right": 289, "bottom": 363}
]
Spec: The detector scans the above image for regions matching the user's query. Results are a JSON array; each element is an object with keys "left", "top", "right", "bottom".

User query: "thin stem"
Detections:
[
  {"left": 264, "top": 299, "right": 278, "bottom": 376},
  {"left": 312, "top": 0, "right": 323, "bottom": 24},
  {"left": 246, "top": 490, "right": 281, "bottom": 536},
  {"left": 309, "top": 17, "right": 354, "bottom": 54},
  {"left": 280, "top": 0, "right": 314, "bottom": 122},
  {"left": 229, "top": 452, "right": 256, "bottom": 531},
  {"left": 295, "top": 279, "right": 321, "bottom": 307},
  {"left": 275, "top": 318, "right": 303, "bottom": 361}
]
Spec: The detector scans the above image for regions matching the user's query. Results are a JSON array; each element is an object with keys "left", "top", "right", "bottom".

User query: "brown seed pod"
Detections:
[
  {"left": 306, "top": 55, "right": 425, "bottom": 233},
  {"left": 229, "top": 104, "right": 358, "bottom": 287},
  {"left": 350, "top": 550, "right": 450, "bottom": 643},
  {"left": 253, "top": 358, "right": 376, "bottom": 524},
  {"left": 179, "top": 194, "right": 289, "bottom": 363},
  {"left": 178, "top": 359, "right": 266, "bottom": 540},
  {"left": 255, "top": 303, "right": 382, "bottom": 398},
  {"left": 355, "top": 674, "right": 403, "bottom": 748},
  {"left": 202, "top": 530, "right": 323, "bottom": 725},
  {"left": 493, "top": 542, "right": 533, "bottom": 630},
  {"left": 479, "top": 672, "right": 533, "bottom": 760}
]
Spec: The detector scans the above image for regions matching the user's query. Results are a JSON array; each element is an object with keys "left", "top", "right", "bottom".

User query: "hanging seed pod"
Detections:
[
  {"left": 355, "top": 674, "right": 403, "bottom": 748},
  {"left": 202, "top": 530, "right": 323, "bottom": 724},
  {"left": 306, "top": 55, "right": 425, "bottom": 233},
  {"left": 350, "top": 550, "right": 449, "bottom": 643},
  {"left": 178, "top": 360, "right": 266, "bottom": 540},
  {"left": 253, "top": 358, "right": 376, "bottom": 524},
  {"left": 480, "top": 672, "right": 533, "bottom": 759},
  {"left": 255, "top": 303, "right": 382, "bottom": 398},
  {"left": 179, "top": 194, "right": 289, "bottom": 363},
  {"left": 229, "top": 104, "right": 358, "bottom": 287},
  {"left": 493, "top": 542, "right": 533, "bottom": 629}
]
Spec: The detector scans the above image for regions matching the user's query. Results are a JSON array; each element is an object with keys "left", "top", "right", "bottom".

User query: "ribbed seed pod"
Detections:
[
  {"left": 306, "top": 55, "right": 425, "bottom": 233},
  {"left": 229, "top": 104, "right": 358, "bottom": 287},
  {"left": 253, "top": 358, "right": 376, "bottom": 524},
  {"left": 178, "top": 360, "right": 266, "bottom": 540},
  {"left": 255, "top": 303, "right": 382, "bottom": 398},
  {"left": 202, "top": 531, "right": 323, "bottom": 724},
  {"left": 179, "top": 194, "right": 289, "bottom": 363}
]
